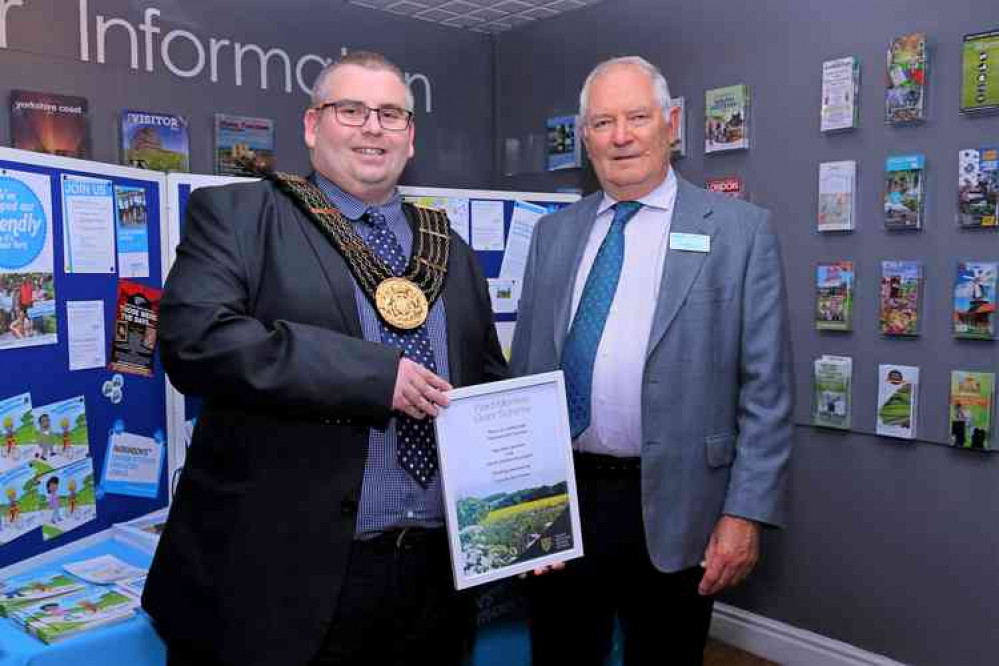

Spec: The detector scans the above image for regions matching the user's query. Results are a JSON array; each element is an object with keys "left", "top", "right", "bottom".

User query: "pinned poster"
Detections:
[
  {"left": 0, "top": 168, "right": 57, "bottom": 350},
  {"left": 0, "top": 392, "right": 38, "bottom": 472},
  {"left": 0, "top": 462, "right": 45, "bottom": 545},
  {"left": 61, "top": 174, "right": 116, "bottom": 274},
  {"left": 39, "top": 456, "right": 97, "bottom": 540},
  {"left": 114, "top": 185, "right": 150, "bottom": 278},
  {"left": 108, "top": 280, "right": 161, "bottom": 378},
  {"left": 99, "top": 420, "right": 164, "bottom": 498},
  {"left": 32, "top": 395, "right": 90, "bottom": 468}
]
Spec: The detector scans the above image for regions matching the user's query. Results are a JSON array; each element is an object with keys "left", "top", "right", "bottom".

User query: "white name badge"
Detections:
[{"left": 669, "top": 232, "right": 711, "bottom": 253}]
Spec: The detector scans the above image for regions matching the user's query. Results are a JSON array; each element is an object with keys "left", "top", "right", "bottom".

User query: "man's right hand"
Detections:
[{"left": 392, "top": 358, "right": 452, "bottom": 419}]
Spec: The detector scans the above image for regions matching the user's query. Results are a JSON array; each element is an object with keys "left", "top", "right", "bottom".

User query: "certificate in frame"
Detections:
[{"left": 434, "top": 371, "right": 583, "bottom": 590}]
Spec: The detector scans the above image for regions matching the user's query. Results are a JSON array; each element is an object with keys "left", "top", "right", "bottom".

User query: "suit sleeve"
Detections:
[
  {"left": 509, "top": 215, "right": 544, "bottom": 377},
  {"left": 724, "top": 211, "right": 793, "bottom": 527},
  {"left": 159, "top": 186, "right": 398, "bottom": 421}
]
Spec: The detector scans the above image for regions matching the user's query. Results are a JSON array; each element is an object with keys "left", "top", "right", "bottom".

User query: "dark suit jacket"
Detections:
[{"left": 142, "top": 179, "right": 507, "bottom": 666}]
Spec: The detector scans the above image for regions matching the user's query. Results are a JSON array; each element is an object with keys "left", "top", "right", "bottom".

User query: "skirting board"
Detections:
[{"left": 710, "top": 603, "right": 908, "bottom": 666}]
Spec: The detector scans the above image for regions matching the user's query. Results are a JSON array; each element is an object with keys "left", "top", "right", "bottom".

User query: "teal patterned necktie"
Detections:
[{"left": 561, "top": 201, "right": 642, "bottom": 439}]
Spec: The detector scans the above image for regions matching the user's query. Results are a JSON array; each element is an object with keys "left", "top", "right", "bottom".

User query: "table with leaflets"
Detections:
[{"left": 0, "top": 537, "right": 163, "bottom": 666}]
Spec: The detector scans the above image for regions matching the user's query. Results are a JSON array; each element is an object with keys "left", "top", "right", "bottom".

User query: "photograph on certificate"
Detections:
[{"left": 435, "top": 371, "right": 583, "bottom": 590}]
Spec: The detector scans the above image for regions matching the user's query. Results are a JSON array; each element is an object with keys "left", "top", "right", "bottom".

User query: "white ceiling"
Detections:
[{"left": 348, "top": 0, "right": 606, "bottom": 34}]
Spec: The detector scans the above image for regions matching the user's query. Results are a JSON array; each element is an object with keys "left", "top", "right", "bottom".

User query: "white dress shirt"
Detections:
[{"left": 569, "top": 168, "right": 678, "bottom": 457}]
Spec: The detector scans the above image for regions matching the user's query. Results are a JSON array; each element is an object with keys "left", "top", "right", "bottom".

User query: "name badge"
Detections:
[{"left": 669, "top": 232, "right": 711, "bottom": 253}]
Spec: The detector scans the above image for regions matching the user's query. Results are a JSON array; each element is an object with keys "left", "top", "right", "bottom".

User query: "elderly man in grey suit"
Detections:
[{"left": 511, "top": 55, "right": 792, "bottom": 666}]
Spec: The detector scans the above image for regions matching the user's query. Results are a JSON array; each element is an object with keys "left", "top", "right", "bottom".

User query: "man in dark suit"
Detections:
[
  {"left": 143, "top": 51, "right": 506, "bottom": 666},
  {"left": 511, "top": 56, "right": 792, "bottom": 665}
]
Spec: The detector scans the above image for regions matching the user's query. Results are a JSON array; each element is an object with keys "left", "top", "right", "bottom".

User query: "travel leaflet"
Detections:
[
  {"left": 818, "top": 161, "right": 857, "bottom": 232},
  {"left": 705, "top": 84, "right": 750, "bottom": 153},
  {"left": 815, "top": 261, "right": 854, "bottom": 332},
  {"left": 884, "top": 155, "right": 925, "bottom": 230},
  {"left": 953, "top": 261, "right": 998, "bottom": 340},
  {"left": 879, "top": 261, "right": 923, "bottom": 336},
  {"left": 886, "top": 32, "right": 928, "bottom": 125},
  {"left": 961, "top": 29, "right": 999, "bottom": 115},
  {"left": 821, "top": 56, "right": 860, "bottom": 132},
  {"left": 876, "top": 365, "right": 920, "bottom": 440},
  {"left": 957, "top": 147, "right": 999, "bottom": 228},
  {"left": 813, "top": 355, "right": 852, "bottom": 430},
  {"left": 949, "top": 371, "right": 995, "bottom": 451}
]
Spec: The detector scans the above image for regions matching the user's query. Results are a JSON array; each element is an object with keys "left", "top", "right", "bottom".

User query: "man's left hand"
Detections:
[{"left": 697, "top": 515, "right": 760, "bottom": 596}]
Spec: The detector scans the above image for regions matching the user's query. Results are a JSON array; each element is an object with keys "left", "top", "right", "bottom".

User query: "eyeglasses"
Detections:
[{"left": 314, "top": 100, "right": 413, "bottom": 131}]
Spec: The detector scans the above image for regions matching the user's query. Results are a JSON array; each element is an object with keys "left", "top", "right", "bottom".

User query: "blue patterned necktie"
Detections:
[
  {"left": 365, "top": 208, "right": 439, "bottom": 487},
  {"left": 561, "top": 201, "right": 642, "bottom": 439}
]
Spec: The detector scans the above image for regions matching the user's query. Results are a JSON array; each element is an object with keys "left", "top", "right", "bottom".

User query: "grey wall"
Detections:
[
  {"left": 496, "top": 2, "right": 999, "bottom": 665},
  {"left": 0, "top": 0, "right": 494, "bottom": 186}
]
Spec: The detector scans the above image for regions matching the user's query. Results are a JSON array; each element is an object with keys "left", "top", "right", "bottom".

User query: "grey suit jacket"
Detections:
[{"left": 510, "top": 174, "right": 793, "bottom": 573}]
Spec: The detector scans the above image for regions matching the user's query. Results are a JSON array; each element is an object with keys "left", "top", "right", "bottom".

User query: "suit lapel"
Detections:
[
  {"left": 291, "top": 175, "right": 364, "bottom": 338},
  {"left": 554, "top": 193, "right": 603, "bottom": 359},
  {"left": 646, "top": 177, "right": 716, "bottom": 358}
]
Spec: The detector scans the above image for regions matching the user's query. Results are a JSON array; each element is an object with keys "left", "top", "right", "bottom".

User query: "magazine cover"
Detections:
[
  {"left": 545, "top": 115, "right": 582, "bottom": 171},
  {"left": 949, "top": 371, "right": 995, "bottom": 450},
  {"left": 815, "top": 261, "right": 854, "bottom": 331},
  {"left": 876, "top": 364, "right": 920, "bottom": 439},
  {"left": 879, "top": 261, "right": 923, "bottom": 336},
  {"left": 9, "top": 90, "right": 90, "bottom": 159},
  {"left": 0, "top": 462, "right": 44, "bottom": 545},
  {"left": 0, "top": 569, "right": 86, "bottom": 617},
  {"left": 961, "top": 29, "right": 999, "bottom": 115},
  {"left": 813, "top": 355, "right": 852, "bottom": 429},
  {"left": 0, "top": 392, "right": 38, "bottom": 471},
  {"left": 886, "top": 32, "right": 928, "bottom": 125},
  {"left": 30, "top": 396, "right": 89, "bottom": 470},
  {"left": 705, "top": 176, "right": 746, "bottom": 199},
  {"left": 818, "top": 160, "right": 857, "bottom": 232},
  {"left": 214, "top": 113, "right": 275, "bottom": 176},
  {"left": 958, "top": 147, "right": 999, "bottom": 228},
  {"left": 108, "top": 280, "right": 162, "bottom": 378},
  {"left": 705, "top": 84, "right": 750, "bottom": 153},
  {"left": 11, "top": 586, "right": 137, "bottom": 644},
  {"left": 953, "top": 261, "right": 998, "bottom": 339},
  {"left": 39, "top": 456, "right": 96, "bottom": 540},
  {"left": 669, "top": 96, "right": 686, "bottom": 158},
  {"left": 821, "top": 56, "right": 860, "bottom": 132},
  {"left": 120, "top": 110, "right": 190, "bottom": 172},
  {"left": 884, "top": 154, "right": 925, "bottom": 230}
]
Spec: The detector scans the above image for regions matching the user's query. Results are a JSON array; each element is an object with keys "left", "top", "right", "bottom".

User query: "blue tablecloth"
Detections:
[{"left": 0, "top": 538, "right": 165, "bottom": 666}]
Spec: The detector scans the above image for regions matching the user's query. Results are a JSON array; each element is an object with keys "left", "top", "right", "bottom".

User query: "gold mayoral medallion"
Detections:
[{"left": 376, "top": 277, "right": 429, "bottom": 330}]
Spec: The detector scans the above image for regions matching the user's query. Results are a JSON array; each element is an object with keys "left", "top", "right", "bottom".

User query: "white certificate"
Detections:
[{"left": 434, "top": 371, "right": 583, "bottom": 590}]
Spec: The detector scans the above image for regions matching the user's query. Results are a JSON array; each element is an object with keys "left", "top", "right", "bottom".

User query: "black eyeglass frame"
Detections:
[{"left": 313, "top": 100, "right": 414, "bottom": 131}]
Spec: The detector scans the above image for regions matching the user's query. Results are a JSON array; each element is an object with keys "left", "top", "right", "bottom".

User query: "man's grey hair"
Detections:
[
  {"left": 579, "top": 56, "right": 672, "bottom": 123},
  {"left": 310, "top": 51, "right": 415, "bottom": 111}
]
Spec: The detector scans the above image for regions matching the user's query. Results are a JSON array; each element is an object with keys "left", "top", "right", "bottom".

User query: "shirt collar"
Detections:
[
  {"left": 597, "top": 167, "right": 678, "bottom": 217},
  {"left": 313, "top": 173, "right": 403, "bottom": 222}
]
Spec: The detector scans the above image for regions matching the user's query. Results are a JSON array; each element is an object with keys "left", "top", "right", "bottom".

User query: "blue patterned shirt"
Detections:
[{"left": 314, "top": 175, "right": 449, "bottom": 538}]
